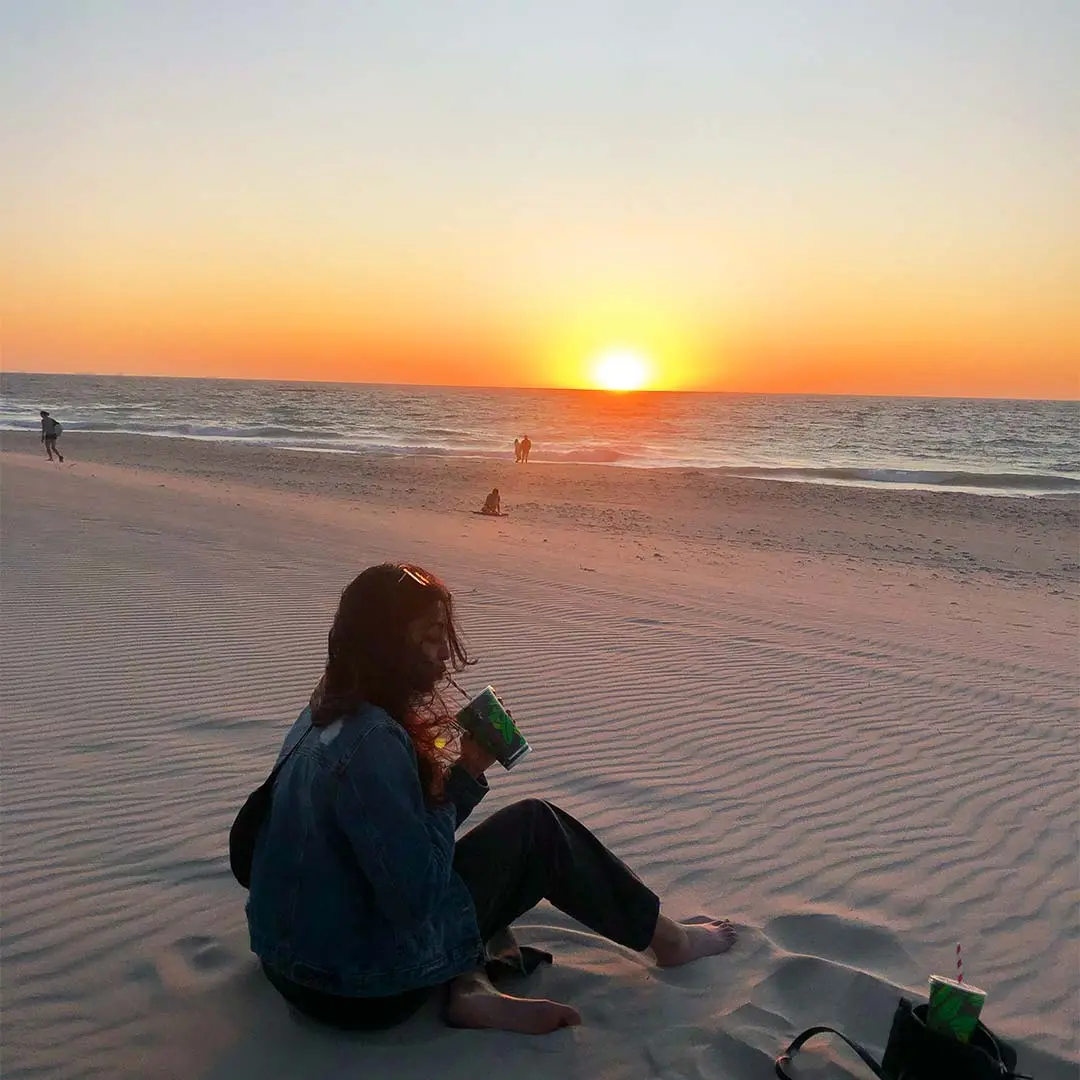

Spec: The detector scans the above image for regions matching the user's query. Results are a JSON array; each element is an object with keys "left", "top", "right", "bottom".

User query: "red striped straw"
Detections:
[{"left": 956, "top": 943, "right": 963, "bottom": 984}]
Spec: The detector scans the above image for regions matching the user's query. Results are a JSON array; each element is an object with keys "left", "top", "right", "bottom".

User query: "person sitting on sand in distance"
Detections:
[
  {"left": 481, "top": 488, "right": 502, "bottom": 516},
  {"left": 520, "top": 434, "right": 532, "bottom": 463},
  {"left": 40, "top": 411, "right": 64, "bottom": 463},
  {"left": 513, "top": 438, "right": 521, "bottom": 463},
  {"left": 245, "top": 563, "right": 736, "bottom": 1034}
]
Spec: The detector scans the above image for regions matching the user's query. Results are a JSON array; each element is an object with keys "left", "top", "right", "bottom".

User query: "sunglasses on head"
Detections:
[{"left": 397, "top": 565, "right": 437, "bottom": 587}]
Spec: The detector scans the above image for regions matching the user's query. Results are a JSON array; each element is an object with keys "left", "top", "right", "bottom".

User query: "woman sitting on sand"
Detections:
[
  {"left": 481, "top": 488, "right": 501, "bottom": 515},
  {"left": 246, "top": 563, "right": 735, "bottom": 1033}
]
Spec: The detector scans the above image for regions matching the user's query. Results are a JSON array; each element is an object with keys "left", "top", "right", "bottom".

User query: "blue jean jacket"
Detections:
[{"left": 246, "top": 703, "right": 489, "bottom": 997}]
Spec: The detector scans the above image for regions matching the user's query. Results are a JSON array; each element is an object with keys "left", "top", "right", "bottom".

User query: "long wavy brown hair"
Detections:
[{"left": 309, "top": 562, "right": 471, "bottom": 799}]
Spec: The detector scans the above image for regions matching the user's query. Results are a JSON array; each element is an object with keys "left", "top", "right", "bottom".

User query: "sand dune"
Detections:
[{"left": 1, "top": 446, "right": 1076, "bottom": 1079}]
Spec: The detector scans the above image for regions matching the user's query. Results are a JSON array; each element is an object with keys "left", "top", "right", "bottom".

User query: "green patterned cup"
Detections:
[
  {"left": 455, "top": 686, "right": 531, "bottom": 770},
  {"left": 925, "top": 976, "right": 986, "bottom": 1043}
]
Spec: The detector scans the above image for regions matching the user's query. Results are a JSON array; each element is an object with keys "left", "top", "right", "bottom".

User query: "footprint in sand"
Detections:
[
  {"left": 133, "top": 935, "right": 240, "bottom": 995},
  {"left": 762, "top": 912, "right": 918, "bottom": 985},
  {"left": 748, "top": 913, "right": 923, "bottom": 1051}
]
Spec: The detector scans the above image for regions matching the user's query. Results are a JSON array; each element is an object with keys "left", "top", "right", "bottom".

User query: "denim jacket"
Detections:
[{"left": 246, "top": 703, "right": 489, "bottom": 997}]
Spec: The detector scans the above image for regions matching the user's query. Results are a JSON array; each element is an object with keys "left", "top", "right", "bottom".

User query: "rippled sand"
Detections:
[{"left": 2, "top": 440, "right": 1076, "bottom": 1080}]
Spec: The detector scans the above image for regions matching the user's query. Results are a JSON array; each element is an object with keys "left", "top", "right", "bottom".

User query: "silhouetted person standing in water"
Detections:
[
  {"left": 40, "top": 411, "right": 64, "bottom": 462},
  {"left": 513, "top": 438, "right": 521, "bottom": 463},
  {"left": 520, "top": 435, "right": 532, "bottom": 463}
]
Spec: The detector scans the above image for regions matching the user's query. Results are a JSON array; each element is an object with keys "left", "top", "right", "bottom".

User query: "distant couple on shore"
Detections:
[{"left": 513, "top": 435, "right": 532, "bottom": 463}]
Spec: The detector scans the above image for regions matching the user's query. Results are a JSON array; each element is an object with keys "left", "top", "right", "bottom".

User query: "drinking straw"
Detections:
[
  {"left": 446, "top": 676, "right": 472, "bottom": 734},
  {"left": 956, "top": 943, "right": 963, "bottom": 984}
]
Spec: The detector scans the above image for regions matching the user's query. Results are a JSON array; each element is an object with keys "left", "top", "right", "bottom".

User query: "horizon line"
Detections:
[{"left": 2, "top": 369, "right": 1078, "bottom": 404}]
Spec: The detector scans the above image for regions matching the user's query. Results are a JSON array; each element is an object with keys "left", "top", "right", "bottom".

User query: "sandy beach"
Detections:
[{"left": 2, "top": 433, "right": 1077, "bottom": 1080}]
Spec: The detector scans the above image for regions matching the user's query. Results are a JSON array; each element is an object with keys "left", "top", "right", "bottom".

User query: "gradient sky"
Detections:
[{"left": 2, "top": 1, "right": 1077, "bottom": 396}]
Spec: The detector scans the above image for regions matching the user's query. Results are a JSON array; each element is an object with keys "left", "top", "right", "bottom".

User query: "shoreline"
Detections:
[
  {"left": 4, "top": 374, "right": 1077, "bottom": 499},
  {"left": 3, "top": 430, "right": 1077, "bottom": 595},
  {"left": 2, "top": 426, "right": 1078, "bottom": 497}
]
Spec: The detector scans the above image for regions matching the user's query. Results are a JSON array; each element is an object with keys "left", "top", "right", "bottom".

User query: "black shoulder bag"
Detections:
[
  {"left": 775, "top": 997, "right": 1031, "bottom": 1080},
  {"left": 228, "top": 726, "right": 312, "bottom": 889}
]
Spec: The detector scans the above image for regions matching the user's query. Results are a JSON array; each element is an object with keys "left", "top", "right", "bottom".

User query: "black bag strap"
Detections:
[
  {"left": 775, "top": 1025, "right": 886, "bottom": 1079},
  {"left": 264, "top": 724, "right": 313, "bottom": 787}
]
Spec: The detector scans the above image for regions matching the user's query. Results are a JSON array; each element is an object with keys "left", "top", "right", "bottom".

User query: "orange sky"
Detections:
[
  {"left": 6, "top": 247, "right": 1077, "bottom": 397},
  {"left": 3, "top": 5, "right": 1077, "bottom": 399}
]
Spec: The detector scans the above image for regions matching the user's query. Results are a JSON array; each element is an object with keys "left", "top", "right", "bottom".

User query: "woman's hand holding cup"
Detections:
[{"left": 457, "top": 732, "right": 498, "bottom": 778}]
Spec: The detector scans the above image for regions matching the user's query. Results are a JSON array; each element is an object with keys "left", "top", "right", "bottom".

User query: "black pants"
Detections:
[{"left": 265, "top": 799, "right": 661, "bottom": 1030}]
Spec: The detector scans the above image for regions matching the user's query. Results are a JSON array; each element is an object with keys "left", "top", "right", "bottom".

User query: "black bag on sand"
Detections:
[
  {"left": 229, "top": 727, "right": 311, "bottom": 888},
  {"left": 775, "top": 996, "right": 1031, "bottom": 1079}
]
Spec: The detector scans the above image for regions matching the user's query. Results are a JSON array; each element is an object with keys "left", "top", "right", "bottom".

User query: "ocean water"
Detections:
[{"left": 2, "top": 372, "right": 1078, "bottom": 497}]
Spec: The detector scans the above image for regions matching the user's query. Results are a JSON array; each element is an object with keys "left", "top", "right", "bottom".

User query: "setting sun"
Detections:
[{"left": 592, "top": 348, "right": 651, "bottom": 392}]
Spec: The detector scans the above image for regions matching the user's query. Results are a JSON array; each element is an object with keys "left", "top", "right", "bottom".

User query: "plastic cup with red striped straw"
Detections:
[{"left": 926, "top": 942, "right": 986, "bottom": 1043}]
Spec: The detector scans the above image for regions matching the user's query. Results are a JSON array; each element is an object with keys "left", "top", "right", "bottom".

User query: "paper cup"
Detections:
[
  {"left": 455, "top": 686, "right": 531, "bottom": 769},
  {"left": 926, "top": 976, "right": 986, "bottom": 1043}
]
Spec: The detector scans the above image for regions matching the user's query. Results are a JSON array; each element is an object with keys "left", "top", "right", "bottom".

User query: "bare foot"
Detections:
[
  {"left": 445, "top": 971, "right": 582, "bottom": 1034},
  {"left": 650, "top": 915, "right": 737, "bottom": 967}
]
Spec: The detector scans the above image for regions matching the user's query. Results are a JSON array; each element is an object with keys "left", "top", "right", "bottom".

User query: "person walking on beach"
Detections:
[
  {"left": 513, "top": 438, "right": 521, "bottom": 463},
  {"left": 40, "top": 411, "right": 64, "bottom": 463},
  {"left": 520, "top": 434, "right": 532, "bottom": 463},
  {"left": 244, "top": 563, "right": 736, "bottom": 1034}
]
